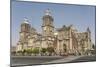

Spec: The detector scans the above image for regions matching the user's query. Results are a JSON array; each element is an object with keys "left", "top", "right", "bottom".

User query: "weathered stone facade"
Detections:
[{"left": 16, "top": 9, "right": 92, "bottom": 55}]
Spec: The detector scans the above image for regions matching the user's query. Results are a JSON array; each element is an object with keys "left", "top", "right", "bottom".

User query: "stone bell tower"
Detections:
[
  {"left": 17, "top": 18, "right": 31, "bottom": 51},
  {"left": 42, "top": 9, "right": 54, "bottom": 36},
  {"left": 41, "top": 9, "right": 55, "bottom": 48},
  {"left": 20, "top": 18, "right": 30, "bottom": 42}
]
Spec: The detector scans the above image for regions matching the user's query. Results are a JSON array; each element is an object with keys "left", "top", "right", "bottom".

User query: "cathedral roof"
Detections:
[
  {"left": 57, "top": 25, "right": 70, "bottom": 31},
  {"left": 31, "top": 27, "right": 36, "bottom": 32}
]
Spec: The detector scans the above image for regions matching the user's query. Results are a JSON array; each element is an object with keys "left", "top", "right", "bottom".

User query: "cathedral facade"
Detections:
[{"left": 16, "top": 9, "right": 92, "bottom": 56}]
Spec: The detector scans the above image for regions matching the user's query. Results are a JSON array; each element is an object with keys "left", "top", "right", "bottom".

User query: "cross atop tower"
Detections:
[
  {"left": 23, "top": 17, "right": 29, "bottom": 24},
  {"left": 45, "top": 9, "right": 51, "bottom": 16}
]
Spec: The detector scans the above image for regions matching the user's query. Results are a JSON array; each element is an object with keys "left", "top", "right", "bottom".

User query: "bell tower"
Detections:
[
  {"left": 17, "top": 18, "right": 31, "bottom": 51},
  {"left": 41, "top": 9, "right": 55, "bottom": 48},
  {"left": 18, "top": 18, "right": 31, "bottom": 50},
  {"left": 20, "top": 18, "right": 30, "bottom": 42},
  {"left": 42, "top": 9, "right": 54, "bottom": 36}
]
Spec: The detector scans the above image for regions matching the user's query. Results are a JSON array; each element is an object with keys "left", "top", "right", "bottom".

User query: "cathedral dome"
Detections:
[
  {"left": 22, "top": 18, "right": 29, "bottom": 24},
  {"left": 45, "top": 9, "right": 51, "bottom": 16}
]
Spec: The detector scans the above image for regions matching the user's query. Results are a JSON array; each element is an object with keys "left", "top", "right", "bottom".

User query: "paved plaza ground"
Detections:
[{"left": 11, "top": 55, "right": 96, "bottom": 67}]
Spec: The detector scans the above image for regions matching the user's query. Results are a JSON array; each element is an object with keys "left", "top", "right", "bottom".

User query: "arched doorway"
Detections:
[{"left": 63, "top": 44, "right": 67, "bottom": 52}]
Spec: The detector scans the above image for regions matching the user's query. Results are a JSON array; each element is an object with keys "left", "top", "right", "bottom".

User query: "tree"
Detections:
[
  {"left": 47, "top": 47, "right": 54, "bottom": 56},
  {"left": 26, "top": 49, "right": 32, "bottom": 55},
  {"left": 92, "top": 44, "right": 96, "bottom": 50},
  {"left": 92, "top": 44, "right": 96, "bottom": 55},
  {"left": 22, "top": 49, "right": 26, "bottom": 55},
  {"left": 41, "top": 48, "right": 47, "bottom": 55},
  {"left": 32, "top": 48, "right": 39, "bottom": 56}
]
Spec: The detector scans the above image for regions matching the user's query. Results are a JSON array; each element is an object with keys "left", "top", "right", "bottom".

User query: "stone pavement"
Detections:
[
  {"left": 11, "top": 55, "right": 95, "bottom": 67},
  {"left": 42, "top": 56, "right": 84, "bottom": 64}
]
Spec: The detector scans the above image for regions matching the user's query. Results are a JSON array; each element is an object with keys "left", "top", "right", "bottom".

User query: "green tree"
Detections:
[
  {"left": 26, "top": 49, "right": 32, "bottom": 55},
  {"left": 22, "top": 49, "right": 26, "bottom": 55},
  {"left": 41, "top": 48, "right": 47, "bottom": 55},
  {"left": 47, "top": 47, "right": 54, "bottom": 56},
  {"left": 92, "top": 44, "right": 96, "bottom": 50},
  {"left": 92, "top": 44, "right": 96, "bottom": 55},
  {"left": 32, "top": 48, "right": 39, "bottom": 56}
]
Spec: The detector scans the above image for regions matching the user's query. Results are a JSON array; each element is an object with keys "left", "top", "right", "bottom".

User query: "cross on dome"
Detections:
[
  {"left": 45, "top": 9, "right": 51, "bottom": 16},
  {"left": 23, "top": 17, "right": 29, "bottom": 24}
]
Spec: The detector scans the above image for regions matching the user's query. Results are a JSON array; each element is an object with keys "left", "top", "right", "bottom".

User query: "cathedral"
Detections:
[{"left": 16, "top": 9, "right": 92, "bottom": 56}]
